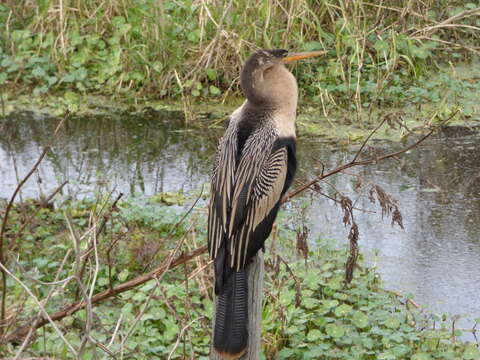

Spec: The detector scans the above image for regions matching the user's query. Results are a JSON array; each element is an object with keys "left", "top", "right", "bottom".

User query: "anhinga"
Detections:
[{"left": 208, "top": 49, "right": 324, "bottom": 359}]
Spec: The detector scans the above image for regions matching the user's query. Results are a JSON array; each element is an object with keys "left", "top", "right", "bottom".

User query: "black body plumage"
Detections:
[{"left": 208, "top": 49, "right": 297, "bottom": 359}]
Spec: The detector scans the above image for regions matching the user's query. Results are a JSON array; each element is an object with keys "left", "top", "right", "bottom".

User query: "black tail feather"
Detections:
[{"left": 213, "top": 268, "right": 248, "bottom": 359}]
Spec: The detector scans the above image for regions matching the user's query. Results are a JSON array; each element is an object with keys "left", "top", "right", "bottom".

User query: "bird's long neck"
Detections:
[
  {"left": 272, "top": 107, "right": 296, "bottom": 139},
  {"left": 240, "top": 63, "right": 298, "bottom": 139},
  {"left": 240, "top": 68, "right": 269, "bottom": 107}
]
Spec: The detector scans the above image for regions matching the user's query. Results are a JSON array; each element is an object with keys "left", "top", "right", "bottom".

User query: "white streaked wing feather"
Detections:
[
  {"left": 231, "top": 145, "right": 288, "bottom": 269},
  {"left": 208, "top": 116, "right": 239, "bottom": 258},
  {"left": 228, "top": 127, "right": 276, "bottom": 237}
]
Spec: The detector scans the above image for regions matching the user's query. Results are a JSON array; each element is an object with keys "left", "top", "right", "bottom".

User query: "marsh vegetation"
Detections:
[{"left": 1, "top": 1, "right": 480, "bottom": 359}]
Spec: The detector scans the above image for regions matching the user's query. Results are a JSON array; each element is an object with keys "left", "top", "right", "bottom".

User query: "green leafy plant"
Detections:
[
  {"left": 1, "top": 0, "right": 479, "bottom": 118},
  {"left": 1, "top": 196, "right": 478, "bottom": 359}
]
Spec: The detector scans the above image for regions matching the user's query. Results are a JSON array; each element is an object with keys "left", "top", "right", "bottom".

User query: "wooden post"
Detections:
[{"left": 210, "top": 250, "right": 264, "bottom": 360}]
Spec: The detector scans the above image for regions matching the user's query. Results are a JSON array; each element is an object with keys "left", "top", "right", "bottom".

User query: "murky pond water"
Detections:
[{"left": 1, "top": 111, "right": 479, "bottom": 339}]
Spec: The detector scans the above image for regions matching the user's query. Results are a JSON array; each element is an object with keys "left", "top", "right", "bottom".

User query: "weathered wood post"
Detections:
[{"left": 210, "top": 250, "right": 265, "bottom": 360}]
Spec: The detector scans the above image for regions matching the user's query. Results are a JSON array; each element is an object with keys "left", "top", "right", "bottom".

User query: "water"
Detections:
[
  {"left": 302, "top": 128, "right": 480, "bottom": 338},
  {"left": 1, "top": 111, "right": 479, "bottom": 338},
  {"left": 0, "top": 111, "right": 214, "bottom": 199}
]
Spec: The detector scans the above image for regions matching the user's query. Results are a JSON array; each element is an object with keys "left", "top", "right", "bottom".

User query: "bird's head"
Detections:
[{"left": 240, "top": 49, "right": 325, "bottom": 109}]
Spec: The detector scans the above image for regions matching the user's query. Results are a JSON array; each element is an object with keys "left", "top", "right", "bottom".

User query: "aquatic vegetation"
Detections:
[
  {"left": 0, "top": 196, "right": 478, "bottom": 359},
  {"left": 0, "top": 1, "right": 479, "bottom": 119}
]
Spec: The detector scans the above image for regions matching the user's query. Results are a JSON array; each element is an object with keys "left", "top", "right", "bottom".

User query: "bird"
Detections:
[{"left": 208, "top": 49, "right": 325, "bottom": 359}]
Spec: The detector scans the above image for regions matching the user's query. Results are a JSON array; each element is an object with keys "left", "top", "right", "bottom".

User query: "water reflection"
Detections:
[
  {"left": 1, "top": 112, "right": 479, "bottom": 339},
  {"left": 0, "top": 111, "right": 215, "bottom": 198},
  {"left": 301, "top": 128, "right": 480, "bottom": 339}
]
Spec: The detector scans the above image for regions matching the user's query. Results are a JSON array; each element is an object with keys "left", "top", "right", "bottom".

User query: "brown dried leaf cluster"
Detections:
[
  {"left": 295, "top": 225, "right": 309, "bottom": 266},
  {"left": 340, "top": 196, "right": 359, "bottom": 284},
  {"left": 368, "top": 185, "right": 404, "bottom": 229}
]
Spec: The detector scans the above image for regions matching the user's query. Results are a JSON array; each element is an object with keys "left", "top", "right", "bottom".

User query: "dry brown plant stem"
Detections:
[
  {"left": 116, "top": 223, "right": 191, "bottom": 357},
  {"left": 0, "top": 115, "right": 67, "bottom": 334},
  {"left": 74, "top": 192, "right": 123, "bottom": 300},
  {"left": 282, "top": 122, "right": 439, "bottom": 204},
  {"left": 1, "top": 113, "right": 448, "bottom": 345},
  {"left": 0, "top": 245, "right": 207, "bottom": 344}
]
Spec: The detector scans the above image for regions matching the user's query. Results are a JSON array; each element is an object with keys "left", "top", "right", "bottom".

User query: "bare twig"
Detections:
[
  {"left": 142, "top": 185, "right": 204, "bottom": 272},
  {"left": 315, "top": 189, "right": 376, "bottom": 214},
  {"left": 277, "top": 256, "right": 302, "bottom": 307},
  {"left": 12, "top": 248, "right": 72, "bottom": 360},
  {"left": 410, "top": 7, "right": 480, "bottom": 36},
  {"left": 1, "top": 245, "right": 208, "bottom": 345},
  {"left": 282, "top": 126, "right": 436, "bottom": 203},
  {"left": 117, "top": 230, "right": 189, "bottom": 356},
  {"left": 351, "top": 116, "right": 389, "bottom": 163},
  {"left": 0, "top": 261, "right": 77, "bottom": 354},
  {"left": 168, "top": 316, "right": 204, "bottom": 360},
  {"left": 16, "top": 181, "right": 68, "bottom": 236},
  {"left": 75, "top": 192, "right": 123, "bottom": 299},
  {"left": 285, "top": 109, "right": 458, "bottom": 203},
  {"left": 0, "top": 115, "right": 67, "bottom": 334},
  {"left": 107, "top": 313, "right": 123, "bottom": 348}
]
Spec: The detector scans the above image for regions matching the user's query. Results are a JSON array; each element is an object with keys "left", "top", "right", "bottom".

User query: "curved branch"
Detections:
[
  {"left": 282, "top": 125, "right": 438, "bottom": 204},
  {"left": 0, "top": 116, "right": 67, "bottom": 333}
]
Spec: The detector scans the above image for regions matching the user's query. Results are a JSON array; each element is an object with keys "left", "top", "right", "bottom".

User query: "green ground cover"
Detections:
[
  {"left": 1, "top": 0, "right": 480, "bottom": 124},
  {"left": 1, "top": 1, "right": 480, "bottom": 358},
  {"left": 0, "top": 196, "right": 478, "bottom": 359}
]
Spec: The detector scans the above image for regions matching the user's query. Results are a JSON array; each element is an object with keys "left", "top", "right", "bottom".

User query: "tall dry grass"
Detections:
[{"left": 1, "top": 0, "right": 479, "bottom": 107}]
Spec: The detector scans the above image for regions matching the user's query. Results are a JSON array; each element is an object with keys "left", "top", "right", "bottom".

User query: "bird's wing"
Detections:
[
  {"left": 229, "top": 134, "right": 289, "bottom": 270},
  {"left": 208, "top": 120, "right": 238, "bottom": 259}
]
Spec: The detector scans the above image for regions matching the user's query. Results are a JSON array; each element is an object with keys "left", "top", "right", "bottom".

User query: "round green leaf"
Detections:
[
  {"left": 206, "top": 68, "right": 217, "bottom": 80},
  {"left": 307, "top": 329, "right": 322, "bottom": 342},
  {"left": 412, "top": 353, "right": 431, "bottom": 360},
  {"left": 334, "top": 304, "right": 353, "bottom": 317},
  {"left": 384, "top": 316, "right": 400, "bottom": 329},
  {"left": 209, "top": 85, "right": 221, "bottom": 95},
  {"left": 463, "top": 343, "right": 480, "bottom": 360},
  {"left": 352, "top": 311, "right": 369, "bottom": 329},
  {"left": 325, "top": 323, "right": 345, "bottom": 338}
]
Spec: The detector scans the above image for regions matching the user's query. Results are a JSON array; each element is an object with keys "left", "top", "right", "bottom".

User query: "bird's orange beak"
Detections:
[{"left": 281, "top": 50, "right": 327, "bottom": 63}]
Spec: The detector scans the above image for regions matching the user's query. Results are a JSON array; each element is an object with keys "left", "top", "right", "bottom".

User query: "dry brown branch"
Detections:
[
  {"left": 282, "top": 125, "right": 436, "bottom": 204},
  {"left": 314, "top": 105, "right": 454, "bottom": 204},
  {"left": 0, "top": 115, "right": 67, "bottom": 334},
  {"left": 410, "top": 7, "right": 480, "bottom": 36},
  {"left": 0, "top": 245, "right": 207, "bottom": 345},
  {"left": 74, "top": 192, "right": 123, "bottom": 300},
  {"left": 281, "top": 112, "right": 455, "bottom": 283}
]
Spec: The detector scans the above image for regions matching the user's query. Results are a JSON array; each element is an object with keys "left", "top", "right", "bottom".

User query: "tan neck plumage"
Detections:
[
  {"left": 272, "top": 107, "right": 296, "bottom": 138},
  {"left": 262, "top": 64, "right": 298, "bottom": 138}
]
